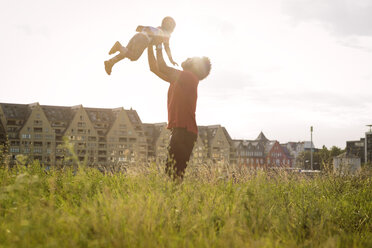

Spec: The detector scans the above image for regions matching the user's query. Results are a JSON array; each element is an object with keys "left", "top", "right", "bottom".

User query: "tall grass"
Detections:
[{"left": 0, "top": 161, "right": 371, "bottom": 247}]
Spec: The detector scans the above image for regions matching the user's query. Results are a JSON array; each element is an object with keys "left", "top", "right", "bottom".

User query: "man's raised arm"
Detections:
[
  {"left": 156, "top": 44, "right": 180, "bottom": 83},
  {"left": 147, "top": 45, "right": 171, "bottom": 83}
]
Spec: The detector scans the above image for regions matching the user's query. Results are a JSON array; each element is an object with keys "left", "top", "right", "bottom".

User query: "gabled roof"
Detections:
[
  {"left": 85, "top": 108, "right": 116, "bottom": 135},
  {"left": 126, "top": 109, "right": 142, "bottom": 124},
  {"left": 221, "top": 127, "right": 233, "bottom": 145},
  {"left": 233, "top": 139, "right": 264, "bottom": 151},
  {"left": 0, "top": 103, "right": 32, "bottom": 120},
  {"left": 232, "top": 139, "right": 243, "bottom": 149},
  {"left": 280, "top": 144, "right": 292, "bottom": 158},
  {"left": 41, "top": 105, "right": 75, "bottom": 125},
  {"left": 256, "top": 131, "right": 269, "bottom": 142},
  {"left": 265, "top": 141, "right": 277, "bottom": 153},
  {"left": 85, "top": 108, "right": 116, "bottom": 123}
]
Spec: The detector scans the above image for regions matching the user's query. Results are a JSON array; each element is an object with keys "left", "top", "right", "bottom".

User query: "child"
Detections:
[{"left": 104, "top": 16, "right": 177, "bottom": 75}]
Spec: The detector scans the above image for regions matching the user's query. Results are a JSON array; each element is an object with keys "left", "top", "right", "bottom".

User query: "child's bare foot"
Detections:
[
  {"left": 104, "top": 60, "right": 113, "bottom": 75},
  {"left": 109, "top": 41, "right": 124, "bottom": 55}
]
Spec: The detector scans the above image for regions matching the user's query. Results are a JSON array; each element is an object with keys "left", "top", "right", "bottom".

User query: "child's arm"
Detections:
[
  {"left": 164, "top": 42, "right": 178, "bottom": 66},
  {"left": 147, "top": 45, "right": 172, "bottom": 83}
]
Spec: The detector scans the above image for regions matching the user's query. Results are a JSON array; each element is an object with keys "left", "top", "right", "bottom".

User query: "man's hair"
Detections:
[
  {"left": 161, "top": 16, "right": 176, "bottom": 33},
  {"left": 192, "top": 57, "right": 212, "bottom": 81}
]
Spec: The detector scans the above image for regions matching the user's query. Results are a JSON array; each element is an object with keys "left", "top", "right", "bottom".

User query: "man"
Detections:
[{"left": 147, "top": 44, "right": 211, "bottom": 180}]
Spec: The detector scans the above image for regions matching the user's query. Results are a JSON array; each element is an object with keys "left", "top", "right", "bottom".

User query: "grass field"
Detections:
[{"left": 0, "top": 162, "right": 371, "bottom": 248}]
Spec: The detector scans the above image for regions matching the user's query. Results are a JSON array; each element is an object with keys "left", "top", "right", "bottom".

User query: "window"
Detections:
[
  {"left": 34, "top": 134, "right": 42, "bottom": 140},
  {"left": 10, "top": 147, "right": 20, "bottom": 153},
  {"left": 23, "top": 148, "right": 30, "bottom": 153},
  {"left": 46, "top": 149, "right": 52, "bottom": 154},
  {"left": 78, "top": 122, "right": 86, "bottom": 127},
  {"left": 34, "top": 120, "right": 42, "bottom": 126},
  {"left": 22, "top": 134, "right": 31, "bottom": 139},
  {"left": 34, "top": 127, "right": 42, "bottom": 133},
  {"left": 34, "top": 147, "right": 42, "bottom": 153}
]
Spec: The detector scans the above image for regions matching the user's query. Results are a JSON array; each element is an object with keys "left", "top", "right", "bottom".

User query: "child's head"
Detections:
[
  {"left": 161, "top": 16, "right": 176, "bottom": 33},
  {"left": 182, "top": 57, "right": 212, "bottom": 81}
]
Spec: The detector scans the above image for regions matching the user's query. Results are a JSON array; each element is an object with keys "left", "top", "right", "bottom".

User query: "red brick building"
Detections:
[{"left": 266, "top": 141, "right": 292, "bottom": 167}]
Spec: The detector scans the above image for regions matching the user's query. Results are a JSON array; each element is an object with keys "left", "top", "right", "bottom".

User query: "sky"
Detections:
[{"left": 1, "top": 0, "right": 372, "bottom": 149}]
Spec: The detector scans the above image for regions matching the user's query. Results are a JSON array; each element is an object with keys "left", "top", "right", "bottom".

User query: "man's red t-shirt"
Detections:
[{"left": 167, "top": 70, "right": 199, "bottom": 134}]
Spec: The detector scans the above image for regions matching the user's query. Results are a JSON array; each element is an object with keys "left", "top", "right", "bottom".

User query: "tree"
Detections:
[{"left": 296, "top": 145, "right": 344, "bottom": 170}]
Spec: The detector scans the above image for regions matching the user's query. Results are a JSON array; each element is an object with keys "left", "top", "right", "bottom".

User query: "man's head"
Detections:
[
  {"left": 161, "top": 16, "right": 176, "bottom": 34},
  {"left": 181, "top": 57, "right": 211, "bottom": 81}
]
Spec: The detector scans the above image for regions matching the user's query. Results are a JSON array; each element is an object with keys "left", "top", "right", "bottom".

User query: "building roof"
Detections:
[
  {"left": 0, "top": 103, "right": 32, "bottom": 120},
  {"left": 42, "top": 105, "right": 75, "bottom": 124},
  {"left": 256, "top": 131, "right": 269, "bottom": 142},
  {"left": 85, "top": 108, "right": 116, "bottom": 135},
  {"left": 221, "top": 127, "right": 233, "bottom": 145},
  {"left": 265, "top": 141, "right": 277, "bottom": 153},
  {"left": 126, "top": 109, "right": 142, "bottom": 125},
  {"left": 280, "top": 144, "right": 292, "bottom": 158}
]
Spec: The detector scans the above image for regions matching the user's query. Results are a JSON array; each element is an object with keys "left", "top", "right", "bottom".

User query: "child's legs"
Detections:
[
  {"left": 110, "top": 51, "right": 126, "bottom": 64},
  {"left": 125, "top": 33, "right": 150, "bottom": 61}
]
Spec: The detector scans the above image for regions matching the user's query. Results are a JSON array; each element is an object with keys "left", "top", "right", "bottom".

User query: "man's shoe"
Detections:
[
  {"left": 109, "top": 41, "right": 122, "bottom": 55},
  {"left": 104, "top": 60, "right": 113, "bottom": 75}
]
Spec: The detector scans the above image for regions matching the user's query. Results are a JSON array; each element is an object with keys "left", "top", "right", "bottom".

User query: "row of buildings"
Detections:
[
  {"left": 1, "top": 102, "right": 316, "bottom": 168},
  {"left": 344, "top": 126, "right": 372, "bottom": 164}
]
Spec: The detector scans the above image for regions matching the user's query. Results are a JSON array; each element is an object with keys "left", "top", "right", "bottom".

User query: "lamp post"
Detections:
[{"left": 310, "top": 126, "right": 313, "bottom": 170}]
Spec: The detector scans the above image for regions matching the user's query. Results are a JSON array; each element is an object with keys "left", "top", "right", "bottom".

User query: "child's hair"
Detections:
[{"left": 161, "top": 17, "right": 176, "bottom": 33}]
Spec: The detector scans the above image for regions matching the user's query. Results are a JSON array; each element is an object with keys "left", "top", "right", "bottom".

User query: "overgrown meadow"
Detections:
[{"left": 0, "top": 159, "right": 371, "bottom": 248}]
